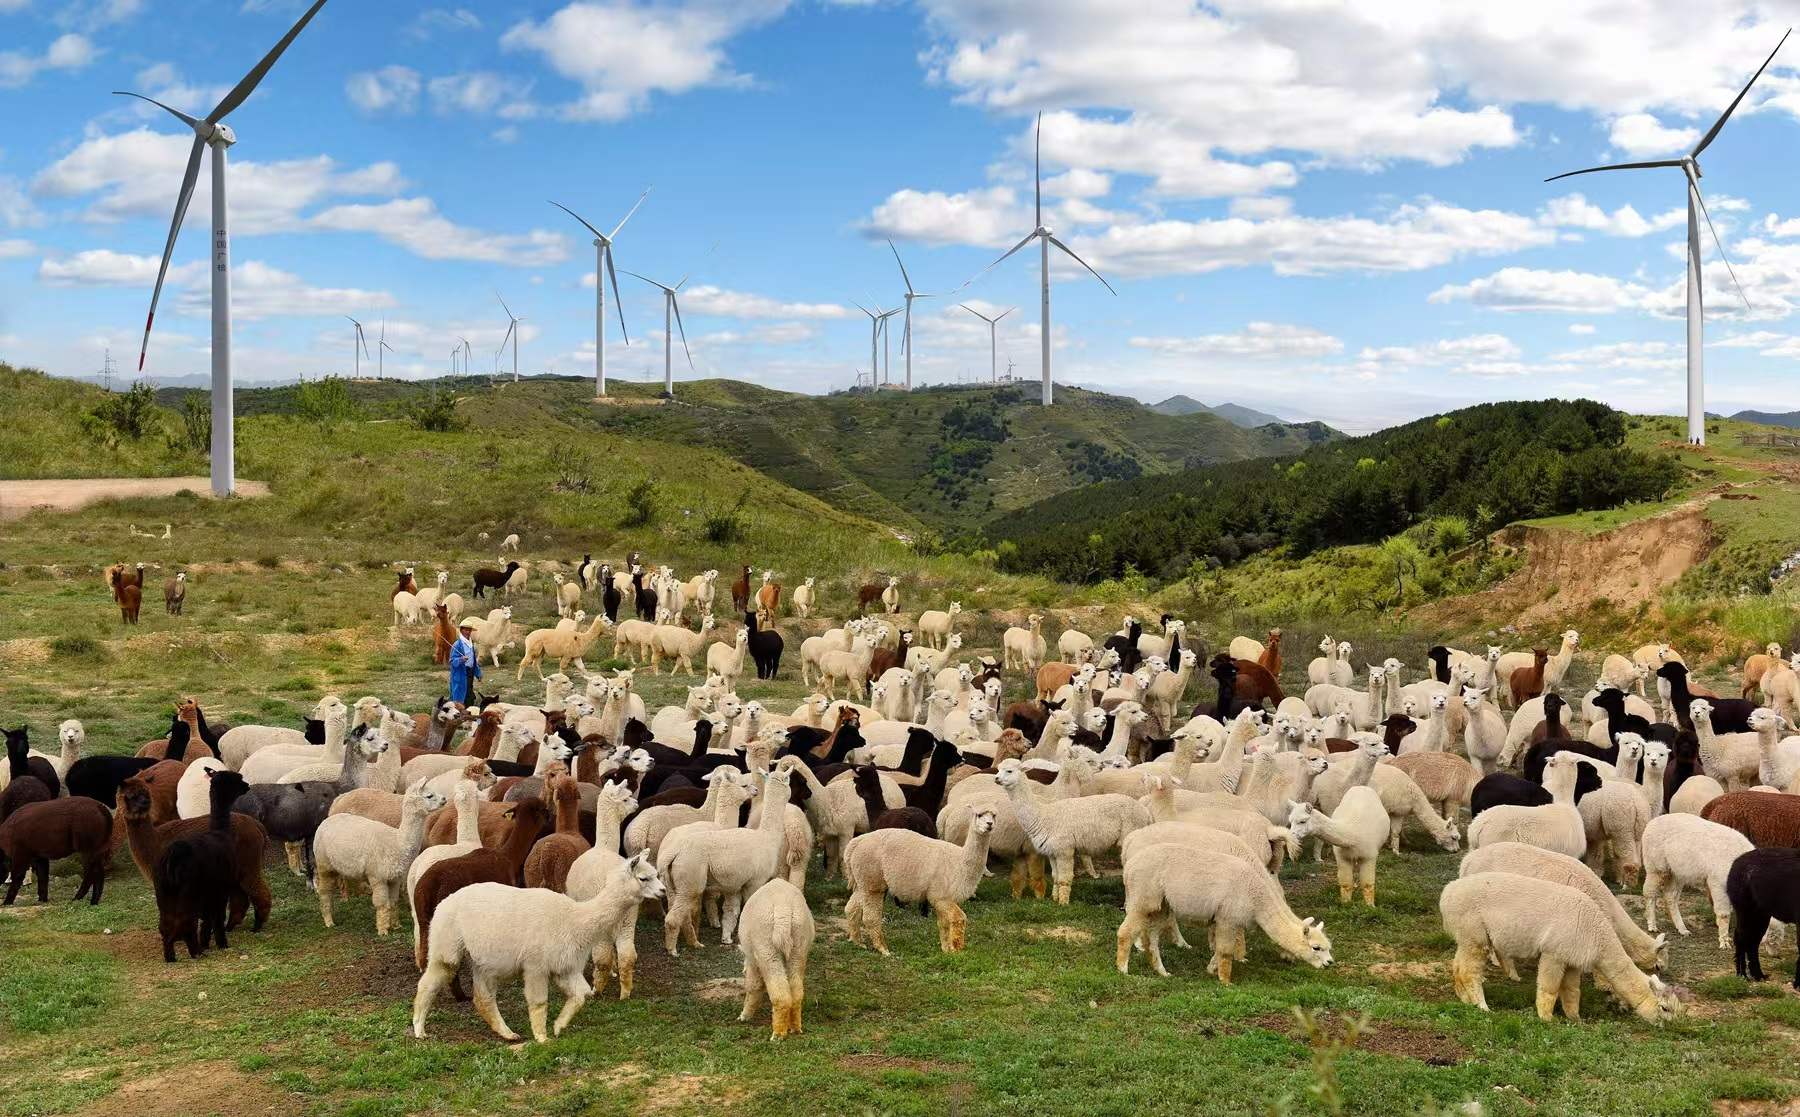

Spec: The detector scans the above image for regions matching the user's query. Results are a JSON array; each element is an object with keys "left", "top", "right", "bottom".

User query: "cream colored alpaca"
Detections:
[
  {"left": 517, "top": 614, "right": 611, "bottom": 679},
  {"left": 1002, "top": 614, "right": 1047, "bottom": 671},
  {"left": 737, "top": 878, "right": 814, "bottom": 1039},
  {"left": 1115, "top": 845, "right": 1333, "bottom": 981},
  {"left": 1288, "top": 786, "right": 1391, "bottom": 907},
  {"left": 994, "top": 759, "right": 1148, "bottom": 904},
  {"left": 314, "top": 777, "right": 445, "bottom": 935},
  {"left": 1459, "top": 842, "right": 1667, "bottom": 973},
  {"left": 1640, "top": 813, "right": 1755, "bottom": 949},
  {"left": 916, "top": 602, "right": 963, "bottom": 650},
  {"left": 662, "top": 761, "right": 797, "bottom": 952},
  {"left": 1467, "top": 752, "right": 1585, "bottom": 858},
  {"left": 844, "top": 809, "right": 995, "bottom": 955},
  {"left": 406, "top": 777, "right": 484, "bottom": 959}
]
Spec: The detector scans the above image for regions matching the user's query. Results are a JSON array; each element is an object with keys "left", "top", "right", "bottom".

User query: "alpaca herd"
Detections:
[{"left": 11, "top": 552, "right": 1800, "bottom": 1049}]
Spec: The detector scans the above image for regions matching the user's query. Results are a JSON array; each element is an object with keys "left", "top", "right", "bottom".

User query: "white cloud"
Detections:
[
  {"left": 172, "top": 261, "right": 396, "bottom": 321},
  {"left": 1069, "top": 199, "right": 1553, "bottom": 280},
  {"left": 427, "top": 72, "right": 537, "bottom": 118},
  {"left": 1569, "top": 323, "right": 1597, "bottom": 334},
  {"left": 675, "top": 284, "right": 849, "bottom": 320},
  {"left": 1540, "top": 192, "right": 1685, "bottom": 238},
  {"left": 309, "top": 198, "right": 568, "bottom": 266},
  {"left": 0, "top": 176, "right": 41, "bottom": 228},
  {"left": 55, "top": 0, "right": 140, "bottom": 30},
  {"left": 1607, "top": 112, "right": 1700, "bottom": 155},
  {"left": 1229, "top": 196, "right": 1293, "bottom": 220},
  {"left": 0, "top": 33, "right": 96, "bottom": 88},
  {"left": 1128, "top": 322, "right": 1343, "bottom": 360},
  {"left": 863, "top": 185, "right": 1022, "bottom": 248},
  {"left": 0, "top": 238, "right": 34, "bottom": 259},
  {"left": 1760, "top": 213, "right": 1800, "bottom": 238},
  {"left": 698, "top": 322, "right": 819, "bottom": 346},
  {"left": 33, "top": 128, "right": 407, "bottom": 235},
  {"left": 408, "top": 7, "right": 483, "bottom": 38},
  {"left": 1356, "top": 333, "right": 1521, "bottom": 370},
  {"left": 1033, "top": 111, "right": 1300, "bottom": 199},
  {"left": 1551, "top": 340, "right": 1683, "bottom": 370},
  {"left": 1041, "top": 168, "right": 1112, "bottom": 200},
  {"left": 1428, "top": 267, "right": 1652, "bottom": 313},
  {"left": 38, "top": 249, "right": 202, "bottom": 286},
  {"left": 501, "top": 0, "right": 790, "bottom": 121},
  {"left": 346, "top": 66, "right": 422, "bottom": 114}
]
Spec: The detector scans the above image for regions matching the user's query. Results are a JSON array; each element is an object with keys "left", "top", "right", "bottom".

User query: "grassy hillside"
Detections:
[
  {"left": 987, "top": 399, "right": 1683, "bottom": 583},
  {"left": 149, "top": 374, "right": 1337, "bottom": 538}
]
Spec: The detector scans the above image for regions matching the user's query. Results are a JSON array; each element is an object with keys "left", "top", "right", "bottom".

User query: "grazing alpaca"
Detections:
[{"left": 432, "top": 603, "right": 456, "bottom": 665}]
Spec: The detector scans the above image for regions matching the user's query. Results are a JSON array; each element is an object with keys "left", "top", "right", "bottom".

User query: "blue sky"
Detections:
[{"left": 6, "top": 1, "right": 1800, "bottom": 430}]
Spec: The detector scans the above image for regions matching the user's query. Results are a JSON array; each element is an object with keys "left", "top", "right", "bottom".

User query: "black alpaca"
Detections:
[
  {"left": 153, "top": 769, "right": 252, "bottom": 962},
  {"left": 1727, "top": 847, "right": 1800, "bottom": 989}
]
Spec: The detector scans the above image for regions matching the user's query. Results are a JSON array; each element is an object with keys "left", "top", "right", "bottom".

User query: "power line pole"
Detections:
[{"left": 99, "top": 347, "right": 116, "bottom": 392}]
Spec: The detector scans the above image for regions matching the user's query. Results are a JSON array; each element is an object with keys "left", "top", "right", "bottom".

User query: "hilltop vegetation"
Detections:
[
  {"left": 987, "top": 399, "right": 1684, "bottom": 584},
  {"left": 147, "top": 373, "right": 1337, "bottom": 538}
]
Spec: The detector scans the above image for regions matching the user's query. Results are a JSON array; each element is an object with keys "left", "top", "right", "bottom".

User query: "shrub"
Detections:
[
  {"left": 81, "top": 381, "right": 158, "bottom": 446},
  {"left": 294, "top": 376, "right": 361, "bottom": 426},
  {"left": 49, "top": 634, "right": 108, "bottom": 662},
  {"left": 700, "top": 491, "right": 749, "bottom": 544},
  {"left": 549, "top": 445, "right": 593, "bottom": 494},
  {"left": 410, "top": 389, "right": 466, "bottom": 432},
  {"left": 621, "top": 478, "right": 658, "bottom": 527},
  {"left": 177, "top": 393, "right": 211, "bottom": 454}
]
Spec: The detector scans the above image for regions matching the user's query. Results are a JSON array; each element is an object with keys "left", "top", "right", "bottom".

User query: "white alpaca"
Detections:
[
  {"left": 1640, "top": 813, "right": 1756, "bottom": 949},
  {"left": 994, "top": 759, "right": 1148, "bottom": 904},
  {"left": 790, "top": 576, "right": 816, "bottom": 619},
  {"left": 1459, "top": 841, "right": 1667, "bottom": 973},
  {"left": 662, "top": 761, "right": 797, "bottom": 951},
  {"left": 313, "top": 777, "right": 445, "bottom": 935},
  {"left": 843, "top": 809, "right": 995, "bottom": 955},
  {"left": 411, "top": 854, "right": 666, "bottom": 1042},
  {"left": 1002, "top": 614, "right": 1047, "bottom": 672},
  {"left": 736, "top": 878, "right": 815, "bottom": 1039},
  {"left": 916, "top": 602, "right": 963, "bottom": 650},
  {"left": 1467, "top": 752, "right": 1586, "bottom": 858},
  {"left": 1288, "top": 787, "right": 1390, "bottom": 906}
]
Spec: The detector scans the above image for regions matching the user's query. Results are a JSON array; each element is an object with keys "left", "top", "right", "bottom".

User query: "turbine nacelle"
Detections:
[{"left": 207, "top": 122, "right": 237, "bottom": 146}]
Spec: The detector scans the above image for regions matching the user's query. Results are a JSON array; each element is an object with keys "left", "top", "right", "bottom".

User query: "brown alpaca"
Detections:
[
  {"left": 0, "top": 797, "right": 114, "bottom": 905},
  {"left": 731, "top": 564, "right": 754, "bottom": 615},
  {"left": 1036, "top": 661, "right": 1081, "bottom": 701},
  {"left": 867, "top": 631, "right": 913, "bottom": 683},
  {"left": 424, "top": 791, "right": 550, "bottom": 849},
  {"left": 432, "top": 603, "right": 456, "bottom": 665},
  {"left": 116, "top": 773, "right": 271, "bottom": 929},
  {"left": 119, "top": 582, "right": 142, "bottom": 624},
  {"left": 393, "top": 568, "right": 417, "bottom": 600},
  {"left": 1257, "top": 629, "right": 1283, "bottom": 677},
  {"left": 136, "top": 699, "right": 210, "bottom": 759},
  {"left": 855, "top": 582, "right": 885, "bottom": 614},
  {"left": 110, "top": 760, "right": 185, "bottom": 849},
  {"left": 455, "top": 708, "right": 505, "bottom": 758},
  {"left": 757, "top": 577, "right": 782, "bottom": 622},
  {"left": 1231, "top": 658, "right": 1286, "bottom": 707},
  {"left": 1509, "top": 648, "right": 1550, "bottom": 705},
  {"left": 522, "top": 773, "right": 589, "bottom": 891},
  {"left": 414, "top": 796, "right": 551, "bottom": 975}
]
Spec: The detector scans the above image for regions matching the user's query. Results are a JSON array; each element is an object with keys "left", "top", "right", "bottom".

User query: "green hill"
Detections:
[
  {"left": 985, "top": 399, "right": 1684, "bottom": 583},
  {"left": 152, "top": 374, "right": 1339, "bottom": 538},
  {"left": 1149, "top": 395, "right": 1289, "bottom": 427}
]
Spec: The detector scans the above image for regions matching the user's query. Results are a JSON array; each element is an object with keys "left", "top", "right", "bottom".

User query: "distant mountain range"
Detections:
[
  {"left": 1732, "top": 409, "right": 1800, "bottom": 429},
  {"left": 1148, "top": 395, "right": 1290, "bottom": 428}
]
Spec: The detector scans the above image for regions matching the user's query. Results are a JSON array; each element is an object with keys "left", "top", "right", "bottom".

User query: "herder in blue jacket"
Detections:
[{"left": 449, "top": 618, "right": 482, "bottom": 704}]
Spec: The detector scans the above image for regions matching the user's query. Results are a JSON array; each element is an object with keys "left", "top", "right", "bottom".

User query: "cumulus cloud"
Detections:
[
  {"left": 309, "top": 198, "right": 568, "bottom": 266},
  {"left": 0, "top": 33, "right": 97, "bottom": 88},
  {"left": 172, "top": 261, "right": 396, "bottom": 321},
  {"left": 0, "top": 238, "right": 35, "bottom": 259},
  {"left": 39, "top": 249, "right": 202, "bottom": 286},
  {"left": 1540, "top": 193, "right": 1685, "bottom": 238},
  {"left": 501, "top": 0, "right": 790, "bottom": 121},
  {"left": 408, "top": 7, "right": 483, "bottom": 38},
  {"left": 676, "top": 285, "right": 849, "bottom": 320},
  {"left": 346, "top": 66, "right": 422, "bottom": 114},
  {"left": 1428, "top": 267, "right": 1652, "bottom": 313},
  {"left": 1607, "top": 112, "right": 1700, "bottom": 155},
  {"left": 1128, "top": 322, "right": 1343, "bottom": 360},
  {"left": 862, "top": 186, "right": 1023, "bottom": 248}
]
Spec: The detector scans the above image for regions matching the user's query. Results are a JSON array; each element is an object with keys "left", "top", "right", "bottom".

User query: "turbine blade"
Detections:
[
  {"left": 135, "top": 132, "right": 207, "bottom": 371},
  {"left": 606, "top": 247, "right": 630, "bottom": 344},
  {"left": 609, "top": 187, "right": 651, "bottom": 239},
  {"left": 1034, "top": 111, "right": 1043, "bottom": 229},
  {"left": 671, "top": 298, "right": 694, "bottom": 370},
  {"left": 1544, "top": 159, "right": 1685, "bottom": 182},
  {"left": 996, "top": 306, "right": 1015, "bottom": 322},
  {"left": 360, "top": 330, "right": 371, "bottom": 359},
  {"left": 960, "top": 303, "right": 990, "bottom": 323},
  {"left": 497, "top": 319, "right": 515, "bottom": 357},
  {"left": 497, "top": 292, "right": 515, "bottom": 320},
  {"left": 973, "top": 230, "right": 1040, "bottom": 283},
  {"left": 620, "top": 268, "right": 663, "bottom": 290},
  {"left": 112, "top": 91, "right": 201, "bottom": 128},
  {"left": 888, "top": 238, "right": 915, "bottom": 293},
  {"left": 207, "top": 0, "right": 331, "bottom": 124},
  {"left": 1692, "top": 29, "right": 1791, "bottom": 158},
  {"left": 1047, "top": 234, "right": 1117, "bottom": 295},
  {"left": 853, "top": 301, "right": 875, "bottom": 320},
  {"left": 549, "top": 200, "right": 605, "bottom": 241},
  {"left": 1694, "top": 185, "right": 1754, "bottom": 311}
]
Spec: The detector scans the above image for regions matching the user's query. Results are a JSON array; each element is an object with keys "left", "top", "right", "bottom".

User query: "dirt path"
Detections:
[{"left": 0, "top": 477, "right": 269, "bottom": 520}]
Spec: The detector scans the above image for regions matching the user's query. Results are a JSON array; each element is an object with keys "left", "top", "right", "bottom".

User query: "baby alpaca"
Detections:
[{"left": 737, "top": 878, "right": 815, "bottom": 1039}]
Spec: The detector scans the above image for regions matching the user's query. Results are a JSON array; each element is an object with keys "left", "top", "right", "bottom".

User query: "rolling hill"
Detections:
[
  {"left": 1148, "top": 395, "right": 1289, "bottom": 427},
  {"left": 1731, "top": 408, "right": 1800, "bottom": 429},
  {"left": 150, "top": 374, "right": 1339, "bottom": 538}
]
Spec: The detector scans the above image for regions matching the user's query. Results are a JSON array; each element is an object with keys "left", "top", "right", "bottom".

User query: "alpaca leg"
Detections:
[
  {"left": 1008, "top": 859, "right": 1027, "bottom": 899},
  {"left": 1334, "top": 851, "right": 1353, "bottom": 904},
  {"left": 1052, "top": 851, "right": 1075, "bottom": 905},
  {"left": 1706, "top": 879, "right": 1733, "bottom": 950},
  {"left": 1452, "top": 942, "right": 1489, "bottom": 1009},
  {"left": 1558, "top": 967, "right": 1583, "bottom": 1020},
  {"left": 1234, "top": 925, "right": 1248, "bottom": 962},
  {"left": 373, "top": 879, "right": 391, "bottom": 936},
  {"left": 1666, "top": 880, "right": 1690, "bottom": 937},
  {"left": 1080, "top": 853, "right": 1099, "bottom": 879},
  {"left": 1534, "top": 959, "right": 1566, "bottom": 1021},
  {"left": 1388, "top": 819, "right": 1403, "bottom": 855},
  {"left": 524, "top": 969, "right": 552, "bottom": 1043},
  {"left": 844, "top": 892, "right": 865, "bottom": 946},
  {"left": 285, "top": 841, "right": 305, "bottom": 876},
  {"left": 590, "top": 940, "right": 615, "bottom": 994},
  {"left": 616, "top": 932, "right": 639, "bottom": 1000},
  {"left": 739, "top": 958, "right": 766, "bottom": 1023},
  {"left": 932, "top": 899, "right": 955, "bottom": 952},
  {"left": 1358, "top": 859, "right": 1377, "bottom": 907},
  {"left": 412, "top": 960, "right": 456, "bottom": 1038},
  {"left": 1736, "top": 911, "right": 1772, "bottom": 981},
  {"left": 763, "top": 959, "right": 793, "bottom": 1039},
  {"left": 471, "top": 971, "right": 519, "bottom": 1042},
  {"left": 317, "top": 867, "right": 336, "bottom": 928},
  {"left": 664, "top": 893, "right": 695, "bottom": 955},
  {"left": 721, "top": 892, "right": 743, "bottom": 945},
  {"left": 1211, "top": 927, "right": 1233, "bottom": 985},
  {"left": 789, "top": 956, "right": 806, "bottom": 1034},
  {"left": 865, "top": 893, "right": 891, "bottom": 956},
  {"left": 1642, "top": 871, "right": 1664, "bottom": 932},
  {"left": 948, "top": 902, "right": 967, "bottom": 951}
]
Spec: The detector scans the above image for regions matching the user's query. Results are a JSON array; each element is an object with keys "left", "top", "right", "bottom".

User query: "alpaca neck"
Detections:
[
  {"left": 1249, "top": 871, "right": 1311, "bottom": 956},
  {"left": 1546, "top": 772, "right": 1578, "bottom": 807},
  {"left": 122, "top": 806, "right": 163, "bottom": 876},
  {"left": 1101, "top": 718, "right": 1133, "bottom": 758},
  {"left": 552, "top": 789, "right": 580, "bottom": 835},
  {"left": 593, "top": 804, "right": 627, "bottom": 852},
  {"left": 1346, "top": 750, "right": 1379, "bottom": 788},
  {"left": 321, "top": 712, "right": 348, "bottom": 762},
  {"left": 452, "top": 789, "right": 481, "bottom": 844},
  {"left": 1147, "top": 784, "right": 1178, "bottom": 822},
  {"left": 1641, "top": 767, "right": 1666, "bottom": 818},
  {"left": 1003, "top": 779, "right": 1055, "bottom": 855},
  {"left": 1304, "top": 810, "right": 1355, "bottom": 850},
  {"left": 955, "top": 825, "right": 993, "bottom": 894},
  {"left": 338, "top": 745, "right": 374, "bottom": 791},
  {"left": 1291, "top": 764, "right": 1320, "bottom": 804},
  {"left": 1240, "top": 752, "right": 1276, "bottom": 799},
  {"left": 397, "top": 802, "right": 431, "bottom": 864},
  {"left": 715, "top": 791, "right": 749, "bottom": 827},
  {"left": 1168, "top": 737, "right": 1199, "bottom": 783},
  {"left": 1616, "top": 750, "right": 1641, "bottom": 785},
  {"left": 571, "top": 871, "right": 642, "bottom": 946},
  {"left": 501, "top": 814, "right": 541, "bottom": 872}
]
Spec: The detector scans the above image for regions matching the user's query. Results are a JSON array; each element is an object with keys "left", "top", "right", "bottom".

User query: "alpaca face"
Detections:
[
  {"left": 1298, "top": 918, "right": 1333, "bottom": 967},
  {"left": 626, "top": 852, "right": 666, "bottom": 901}
]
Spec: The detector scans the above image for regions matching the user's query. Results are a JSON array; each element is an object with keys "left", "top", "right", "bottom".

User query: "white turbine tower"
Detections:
[
  {"left": 622, "top": 270, "right": 693, "bottom": 398},
  {"left": 972, "top": 112, "right": 1115, "bottom": 406},
  {"left": 853, "top": 302, "right": 899, "bottom": 388},
  {"left": 888, "top": 240, "right": 938, "bottom": 390},
  {"left": 550, "top": 190, "right": 648, "bottom": 398},
  {"left": 496, "top": 294, "right": 523, "bottom": 382},
  {"left": 1546, "top": 30, "right": 1787, "bottom": 446},
  {"left": 346, "top": 316, "right": 369, "bottom": 379},
  {"left": 377, "top": 319, "right": 393, "bottom": 381},
  {"left": 117, "top": 0, "right": 331, "bottom": 496},
  {"left": 877, "top": 307, "right": 900, "bottom": 386},
  {"left": 960, "top": 304, "right": 1015, "bottom": 384}
]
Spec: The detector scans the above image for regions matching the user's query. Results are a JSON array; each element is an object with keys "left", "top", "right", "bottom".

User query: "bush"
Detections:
[
  {"left": 81, "top": 381, "right": 158, "bottom": 446},
  {"left": 621, "top": 478, "right": 658, "bottom": 527},
  {"left": 49, "top": 634, "right": 108, "bottom": 662},
  {"left": 700, "top": 490, "right": 749, "bottom": 544},
  {"left": 410, "top": 389, "right": 466, "bottom": 432},
  {"left": 549, "top": 445, "right": 593, "bottom": 494},
  {"left": 177, "top": 393, "right": 211, "bottom": 454},
  {"left": 294, "top": 376, "right": 360, "bottom": 426}
]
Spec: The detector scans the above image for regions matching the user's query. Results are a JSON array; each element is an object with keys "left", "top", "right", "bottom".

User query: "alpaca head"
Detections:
[
  {"left": 1296, "top": 918, "right": 1333, "bottom": 968},
  {"left": 970, "top": 808, "right": 997, "bottom": 836},
  {"left": 1317, "top": 635, "right": 1334, "bottom": 654},
  {"left": 1642, "top": 741, "right": 1670, "bottom": 776},
  {"left": 994, "top": 758, "right": 1026, "bottom": 790},
  {"left": 1563, "top": 629, "right": 1581, "bottom": 650},
  {"left": 1119, "top": 702, "right": 1149, "bottom": 728},
  {"left": 621, "top": 851, "right": 666, "bottom": 902},
  {"left": 118, "top": 774, "right": 154, "bottom": 819},
  {"left": 437, "top": 571, "right": 449, "bottom": 587},
  {"left": 946, "top": 634, "right": 963, "bottom": 652},
  {"left": 1749, "top": 707, "right": 1785, "bottom": 734},
  {"left": 351, "top": 725, "right": 391, "bottom": 760},
  {"left": 1689, "top": 698, "right": 1714, "bottom": 727},
  {"left": 58, "top": 719, "right": 84, "bottom": 750},
  {"left": 1616, "top": 732, "right": 1646, "bottom": 766},
  {"left": 1460, "top": 688, "right": 1487, "bottom": 712},
  {"left": 1337, "top": 640, "right": 1353, "bottom": 659}
]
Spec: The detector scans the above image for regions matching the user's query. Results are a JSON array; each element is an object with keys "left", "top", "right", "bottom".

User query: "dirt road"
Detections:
[{"left": 0, "top": 477, "right": 270, "bottom": 521}]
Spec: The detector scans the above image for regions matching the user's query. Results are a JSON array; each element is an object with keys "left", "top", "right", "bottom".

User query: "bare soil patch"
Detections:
[
  {"left": 1714, "top": 1102, "right": 1800, "bottom": 1116},
  {"left": 0, "top": 478, "right": 269, "bottom": 521},
  {"left": 77, "top": 1060, "right": 299, "bottom": 1117},
  {"left": 1243, "top": 1011, "right": 1468, "bottom": 1067},
  {"left": 838, "top": 1053, "right": 961, "bottom": 1074},
  {"left": 1024, "top": 925, "right": 1095, "bottom": 945},
  {"left": 690, "top": 977, "right": 743, "bottom": 1002}
]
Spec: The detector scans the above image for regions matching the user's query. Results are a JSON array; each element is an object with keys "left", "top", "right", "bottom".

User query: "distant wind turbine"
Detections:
[
  {"left": 853, "top": 302, "right": 900, "bottom": 390},
  {"left": 1545, "top": 29, "right": 1788, "bottom": 447},
  {"left": 550, "top": 189, "right": 649, "bottom": 398},
  {"left": 622, "top": 270, "right": 693, "bottom": 398},
  {"left": 889, "top": 239, "right": 958, "bottom": 390},
  {"left": 116, "top": 0, "right": 331, "bottom": 495},
  {"left": 346, "top": 316, "right": 369, "bottom": 379},
  {"left": 496, "top": 294, "right": 523, "bottom": 382},
  {"left": 877, "top": 307, "right": 900, "bottom": 386},
  {"left": 968, "top": 111, "right": 1115, "bottom": 406},
  {"left": 377, "top": 319, "right": 393, "bottom": 380},
  {"left": 961, "top": 304, "right": 1015, "bottom": 384}
]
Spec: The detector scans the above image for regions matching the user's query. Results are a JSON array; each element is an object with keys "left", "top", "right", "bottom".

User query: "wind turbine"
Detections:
[
  {"left": 116, "top": 0, "right": 331, "bottom": 496},
  {"left": 853, "top": 302, "right": 896, "bottom": 390},
  {"left": 457, "top": 336, "right": 473, "bottom": 380},
  {"left": 346, "top": 316, "right": 369, "bottom": 379},
  {"left": 1546, "top": 30, "right": 1787, "bottom": 447},
  {"left": 622, "top": 270, "right": 693, "bottom": 398},
  {"left": 550, "top": 190, "right": 648, "bottom": 398},
  {"left": 877, "top": 307, "right": 900, "bottom": 386},
  {"left": 496, "top": 294, "right": 523, "bottom": 382},
  {"left": 889, "top": 239, "right": 954, "bottom": 390},
  {"left": 961, "top": 304, "right": 1015, "bottom": 384},
  {"left": 377, "top": 319, "right": 393, "bottom": 380},
  {"left": 970, "top": 112, "right": 1116, "bottom": 406}
]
